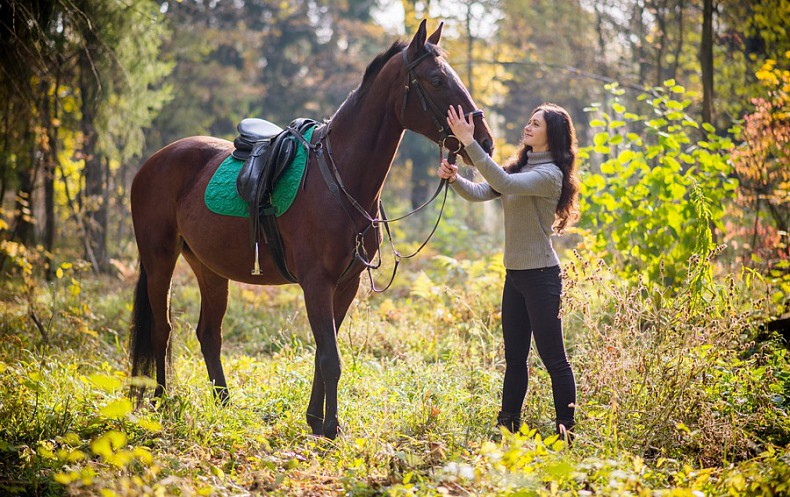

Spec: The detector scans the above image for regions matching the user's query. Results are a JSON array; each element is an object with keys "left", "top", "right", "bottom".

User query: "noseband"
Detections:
[{"left": 399, "top": 48, "right": 484, "bottom": 154}]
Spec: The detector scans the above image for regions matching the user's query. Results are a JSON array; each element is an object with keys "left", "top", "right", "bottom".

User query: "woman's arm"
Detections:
[
  {"left": 446, "top": 105, "right": 561, "bottom": 197},
  {"left": 466, "top": 142, "right": 561, "bottom": 197},
  {"left": 437, "top": 157, "right": 499, "bottom": 202},
  {"left": 450, "top": 175, "right": 500, "bottom": 202}
]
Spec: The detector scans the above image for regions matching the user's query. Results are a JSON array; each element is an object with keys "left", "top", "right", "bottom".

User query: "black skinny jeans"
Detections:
[{"left": 501, "top": 265, "right": 576, "bottom": 429}]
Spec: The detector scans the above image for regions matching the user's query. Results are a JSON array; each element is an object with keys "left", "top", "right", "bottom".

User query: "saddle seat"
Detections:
[
  {"left": 233, "top": 117, "right": 316, "bottom": 209},
  {"left": 232, "top": 118, "right": 283, "bottom": 159}
]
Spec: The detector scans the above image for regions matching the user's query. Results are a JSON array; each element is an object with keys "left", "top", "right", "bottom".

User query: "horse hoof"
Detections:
[
  {"left": 213, "top": 387, "right": 230, "bottom": 406},
  {"left": 322, "top": 419, "right": 340, "bottom": 439}
]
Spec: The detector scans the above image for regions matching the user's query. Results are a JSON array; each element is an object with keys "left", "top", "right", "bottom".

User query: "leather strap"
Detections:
[{"left": 259, "top": 202, "right": 298, "bottom": 282}]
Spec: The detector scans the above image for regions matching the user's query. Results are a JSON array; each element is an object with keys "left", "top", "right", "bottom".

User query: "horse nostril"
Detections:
[{"left": 481, "top": 137, "right": 494, "bottom": 155}]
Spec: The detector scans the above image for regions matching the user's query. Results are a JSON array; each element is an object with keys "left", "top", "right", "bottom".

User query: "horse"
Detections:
[{"left": 129, "top": 19, "right": 494, "bottom": 439}]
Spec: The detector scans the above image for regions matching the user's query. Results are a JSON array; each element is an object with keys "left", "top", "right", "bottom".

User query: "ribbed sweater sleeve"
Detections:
[
  {"left": 465, "top": 142, "right": 559, "bottom": 197},
  {"left": 450, "top": 175, "right": 500, "bottom": 201}
]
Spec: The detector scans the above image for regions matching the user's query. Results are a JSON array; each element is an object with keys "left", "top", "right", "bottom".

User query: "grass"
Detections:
[{"left": 0, "top": 243, "right": 789, "bottom": 496}]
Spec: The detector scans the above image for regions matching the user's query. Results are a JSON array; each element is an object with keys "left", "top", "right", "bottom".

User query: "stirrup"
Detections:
[{"left": 251, "top": 242, "right": 262, "bottom": 276}]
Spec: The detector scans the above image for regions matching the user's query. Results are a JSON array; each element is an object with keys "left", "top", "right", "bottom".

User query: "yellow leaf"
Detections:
[
  {"left": 136, "top": 418, "right": 163, "bottom": 432},
  {"left": 67, "top": 449, "right": 87, "bottom": 462},
  {"left": 91, "top": 431, "right": 127, "bottom": 457},
  {"left": 54, "top": 471, "right": 78, "bottom": 485},
  {"left": 90, "top": 437, "right": 111, "bottom": 458},
  {"left": 63, "top": 432, "right": 81, "bottom": 446},
  {"left": 210, "top": 464, "right": 225, "bottom": 478},
  {"left": 89, "top": 374, "right": 122, "bottom": 393},
  {"left": 133, "top": 446, "right": 154, "bottom": 465},
  {"left": 56, "top": 268, "right": 64, "bottom": 279},
  {"left": 106, "top": 430, "right": 127, "bottom": 450},
  {"left": 99, "top": 399, "right": 133, "bottom": 419}
]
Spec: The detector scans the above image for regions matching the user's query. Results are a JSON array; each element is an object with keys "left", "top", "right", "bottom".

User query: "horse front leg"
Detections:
[
  {"left": 305, "top": 276, "right": 360, "bottom": 435},
  {"left": 302, "top": 277, "right": 344, "bottom": 438}
]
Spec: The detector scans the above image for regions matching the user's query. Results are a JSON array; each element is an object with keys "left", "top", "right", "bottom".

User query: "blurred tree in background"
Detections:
[
  {"left": 0, "top": 0, "right": 788, "bottom": 288},
  {"left": 0, "top": 0, "right": 171, "bottom": 274}
]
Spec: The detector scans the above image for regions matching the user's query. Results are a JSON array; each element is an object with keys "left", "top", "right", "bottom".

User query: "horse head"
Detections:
[{"left": 398, "top": 19, "right": 495, "bottom": 161}]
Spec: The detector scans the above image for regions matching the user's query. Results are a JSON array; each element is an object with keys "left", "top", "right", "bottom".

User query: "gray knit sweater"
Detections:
[{"left": 451, "top": 143, "right": 563, "bottom": 270}]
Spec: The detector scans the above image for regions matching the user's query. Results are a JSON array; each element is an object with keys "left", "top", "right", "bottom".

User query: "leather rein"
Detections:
[{"left": 311, "top": 47, "right": 484, "bottom": 292}]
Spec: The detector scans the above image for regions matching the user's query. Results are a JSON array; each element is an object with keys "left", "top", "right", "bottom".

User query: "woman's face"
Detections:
[{"left": 523, "top": 111, "right": 549, "bottom": 152}]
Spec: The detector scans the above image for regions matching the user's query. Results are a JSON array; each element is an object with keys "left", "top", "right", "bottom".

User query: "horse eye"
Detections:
[{"left": 431, "top": 76, "right": 443, "bottom": 87}]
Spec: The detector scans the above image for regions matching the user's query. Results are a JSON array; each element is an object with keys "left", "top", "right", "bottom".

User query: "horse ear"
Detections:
[
  {"left": 427, "top": 21, "right": 443, "bottom": 45},
  {"left": 407, "top": 19, "right": 428, "bottom": 59}
]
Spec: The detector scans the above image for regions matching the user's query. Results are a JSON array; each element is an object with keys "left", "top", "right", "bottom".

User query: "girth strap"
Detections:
[{"left": 258, "top": 203, "right": 298, "bottom": 282}]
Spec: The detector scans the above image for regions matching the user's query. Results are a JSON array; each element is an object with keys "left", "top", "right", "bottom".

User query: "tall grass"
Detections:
[{"left": 0, "top": 244, "right": 788, "bottom": 495}]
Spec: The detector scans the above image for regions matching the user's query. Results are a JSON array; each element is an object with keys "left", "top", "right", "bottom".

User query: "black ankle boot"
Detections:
[
  {"left": 496, "top": 410, "right": 522, "bottom": 433},
  {"left": 556, "top": 422, "right": 575, "bottom": 446}
]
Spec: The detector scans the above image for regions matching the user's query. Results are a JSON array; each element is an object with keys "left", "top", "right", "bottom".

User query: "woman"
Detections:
[{"left": 438, "top": 103, "right": 580, "bottom": 438}]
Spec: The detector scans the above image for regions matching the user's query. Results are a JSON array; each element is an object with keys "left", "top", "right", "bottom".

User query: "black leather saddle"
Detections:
[
  {"left": 234, "top": 118, "right": 303, "bottom": 204},
  {"left": 231, "top": 117, "right": 317, "bottom": 281}
]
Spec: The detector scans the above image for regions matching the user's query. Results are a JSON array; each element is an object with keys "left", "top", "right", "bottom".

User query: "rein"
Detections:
[{"left": 311, "top": 47, "right": 483, "bottom": 293}]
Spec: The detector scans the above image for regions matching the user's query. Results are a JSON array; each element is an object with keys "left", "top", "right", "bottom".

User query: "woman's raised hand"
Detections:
[
  {"left": 437, "top": 158, "right": 458, "bottom": 183},
  {"left": 447, "top": 105, "right": 475, "bottom": 146}
]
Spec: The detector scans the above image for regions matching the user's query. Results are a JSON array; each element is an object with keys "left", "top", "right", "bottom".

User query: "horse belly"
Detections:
[{"left": 177, "top": 182, "right": 292, "bottom": 285}]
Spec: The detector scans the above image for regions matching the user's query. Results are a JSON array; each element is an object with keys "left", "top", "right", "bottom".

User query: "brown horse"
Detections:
[{"left": 129, "top": 20, "right": 493, "bottom": 438}]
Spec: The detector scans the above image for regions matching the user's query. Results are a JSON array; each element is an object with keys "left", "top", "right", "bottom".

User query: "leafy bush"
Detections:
[{"left": 578, "top": 81, "right": 738, "bottom": 287}]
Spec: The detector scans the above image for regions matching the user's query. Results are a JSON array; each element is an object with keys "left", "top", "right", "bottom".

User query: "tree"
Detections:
[
  {"left": 730, "top": 56, "right": 790, "bottom": 262},
  {"left": 0, "top": 0, "right": 171, "bottom": 273},
  {"left": 700, "top": 0, "right": 714, "bottom": 123}
]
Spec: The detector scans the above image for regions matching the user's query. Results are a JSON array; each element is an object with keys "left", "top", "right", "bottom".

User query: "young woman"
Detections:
[{"left": 438, "top": 103, "right": 580, "bottom": 438}]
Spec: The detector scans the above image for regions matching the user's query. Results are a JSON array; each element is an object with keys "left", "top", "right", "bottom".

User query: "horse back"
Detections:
[{"left": 132, "top": 137, "right": 231, "bottom": 212}]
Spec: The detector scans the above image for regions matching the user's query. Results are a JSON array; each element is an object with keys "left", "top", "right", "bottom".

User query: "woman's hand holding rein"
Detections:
[{"left": 437, "top": 159, "right": 458, "bottom": 183}]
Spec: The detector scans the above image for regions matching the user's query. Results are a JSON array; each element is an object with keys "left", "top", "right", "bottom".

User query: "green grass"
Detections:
[{"left": 1, "top": 248, "right": 788, "bottom": 496}]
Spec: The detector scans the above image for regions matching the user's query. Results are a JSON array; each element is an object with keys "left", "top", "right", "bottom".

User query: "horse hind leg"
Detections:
[
  {"left": 183, "top": 248, "right": 231, "bottom": 404},
  {"left": 131, "top": 237, "right": 181, "bottom": 401}
]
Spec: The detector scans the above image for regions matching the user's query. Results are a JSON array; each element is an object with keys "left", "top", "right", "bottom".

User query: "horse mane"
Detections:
[{"left": 344, "top": 40, "right": 444, "bottom": 108}]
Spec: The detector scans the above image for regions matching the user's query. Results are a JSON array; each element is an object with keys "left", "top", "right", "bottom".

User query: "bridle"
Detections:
[
  {"left": 399, "top": 48, "right": 484, "bottom": 156},
  {"left": 311, "top": 46, "right": 486, "bottom": 292}
]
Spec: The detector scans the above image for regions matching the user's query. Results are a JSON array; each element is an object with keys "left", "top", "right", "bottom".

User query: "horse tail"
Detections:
[{"left": 129, "top": 262, "right": 154, "bottom": 400}]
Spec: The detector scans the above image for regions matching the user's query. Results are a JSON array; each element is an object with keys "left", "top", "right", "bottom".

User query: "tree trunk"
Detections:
[
  {"left": 465, "top": 1, "right": 474, "bottom": 97},
  {"left": 13, "top": 120, "right": 39, "bottom": 246},
  {"left": 701, "top": 0, "right": 714, "bottom": 123},
  {"left": 42, "top": 78, "right": 58, "bottom": 280},
  {"left": 671, "top": 0, "right": 684, "bottom": 81},
  {"left": 101, "top": 155, "right": 111, "bottom": 257},
  {"left": 0, "top": 97, "right": 11, "bottom": 207},
  {"left": 594, "top": 2, "right": 609, "bottom": 78},
  {"left": 80, "top": 49, "right": 108, "bottom": 273},
  {"left": 632, "top": 0, "right": 648, "bottom": 86},
  {"left": 404, "top": 132, "right": 437, "bottom": 212},
  {"left": 655, "top": 0, "right": 668, "bottom": 87}
]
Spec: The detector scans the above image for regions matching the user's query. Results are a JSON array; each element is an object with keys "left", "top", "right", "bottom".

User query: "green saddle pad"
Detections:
[{"left": 205, "top": 125, "right": 316, "bottom": 218}]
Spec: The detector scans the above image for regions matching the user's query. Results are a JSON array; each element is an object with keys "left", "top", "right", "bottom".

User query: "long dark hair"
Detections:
[{"left": 503, "top": 103, "right": 580, "bottom": 234}]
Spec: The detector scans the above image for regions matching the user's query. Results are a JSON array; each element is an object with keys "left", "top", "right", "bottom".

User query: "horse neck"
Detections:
[{"left": 326, "top": 91, "right": 404, "bottom": 213}]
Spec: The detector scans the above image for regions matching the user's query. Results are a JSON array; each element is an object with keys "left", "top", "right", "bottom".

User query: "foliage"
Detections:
[
  {"left": 729, "top": 53, "right": 790, "bottom": 264},
  {"left": 1, "top": 242, "right": 788, "bottom": 495},
  {"left": 578, "top": 81, "right": 737, "bottom": 287}
]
